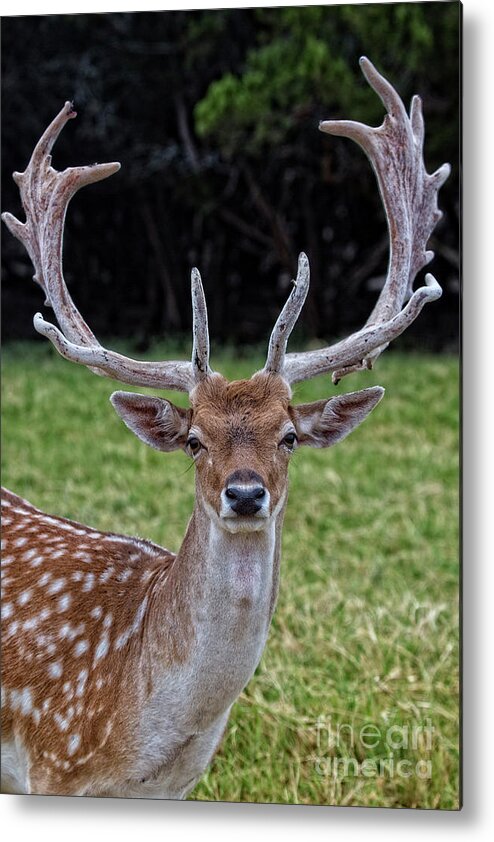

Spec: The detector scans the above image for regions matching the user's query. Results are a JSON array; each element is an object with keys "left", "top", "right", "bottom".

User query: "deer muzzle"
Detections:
[{"left": 222, "top": 470, "right": 269, "bottom": 518}]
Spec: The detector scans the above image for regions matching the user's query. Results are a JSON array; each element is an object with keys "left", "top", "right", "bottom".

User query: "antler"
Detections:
[
  {"left": 4, "top": 60, "right": 449, "bottom": 393},
  {"left": 263, "top": 252, "right": 311, "bottom": 375},
  {"left": 263, "top": 57, "right": 450, "bottom": 384},
  {"left": 1, "top": 101, "right": 210, "bottom": 392}
]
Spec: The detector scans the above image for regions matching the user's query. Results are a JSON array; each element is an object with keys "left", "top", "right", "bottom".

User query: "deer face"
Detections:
[
  {"left": 110, "top": 374, "right": 383, "bottom": 534},
  {"left": 186, "top": 374, "right": 294, "bottom": 533}
]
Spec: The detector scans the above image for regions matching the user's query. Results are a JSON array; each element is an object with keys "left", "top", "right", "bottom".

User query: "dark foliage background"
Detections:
[{"left": 1, "top": 3, "right": 460, "bottom": 353}]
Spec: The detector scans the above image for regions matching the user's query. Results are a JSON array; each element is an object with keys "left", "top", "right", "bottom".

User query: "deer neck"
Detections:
[
  {"left": 144, "top": 495, "right": 286, "bottom": 727},
  {"left": 179, "top": 497, "right": 285, "bottom": 631}
]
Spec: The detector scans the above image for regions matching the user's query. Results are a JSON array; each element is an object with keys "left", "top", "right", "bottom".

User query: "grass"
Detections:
[{"left": 1, "top": 342, "right": 460, "bottom": 809}]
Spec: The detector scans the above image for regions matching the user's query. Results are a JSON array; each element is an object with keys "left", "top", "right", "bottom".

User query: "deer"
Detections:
[{"left": 1, "top": 57, "right": 449, "bottom": 799}]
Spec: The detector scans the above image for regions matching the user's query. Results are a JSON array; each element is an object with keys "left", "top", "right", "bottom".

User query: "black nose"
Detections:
[
  {"left": 225, "top": 485, "right": 266, "bottom": 516},
  {"left": 224, "top": 470, "right": 266, "bottom": 516}
]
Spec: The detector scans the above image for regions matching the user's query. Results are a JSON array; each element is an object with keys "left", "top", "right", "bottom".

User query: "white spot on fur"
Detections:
[
  {"left": 23, "top": 616, "right": 40, "bottom": 631},
  {"left": 57, "top": 593, "right": 71, "bottom": 612},
  {"left": 90, "top": 606, "right": 103, "bottom": 619},
  {"left": 39, "top": 516, "right": 87, "bottom": 537},
  {"left": 67, "top": 733, "right": 81, "bottom": 756},
  {"left": 1, "top": 602, "right": 13, "bottom": 619},
  {"left": 54, "top": 712, "right": 71, "bottom": 732},
  {"left": 59, "top": 623, "right": 73, "bottom": 640},
  {"left": 5, "top": 620, "right": 19, "bottom": 639},
  {"left": 115, "top": 595, "right": 148, "bottom": 650},
  {"left": 133, "top": 596, "right": 148, "bottom": 633},
  {"left": 18, "top": 589, "right": 33, "bottom": 605},
  {"left": 94, "top": 633, "right": 109, "bottom": 663},
  {"left": 48, "top": 661, "right": 63, "bottom": 679},
  {"left": 21, "top": 688, "right": 33, "bottom": 714},
  {"left": 115, "top": 627, "right": 131, "bottom": 650},
  {"left": 14, "top": 536, "right": 28, "bottom": 548},
  {"left": 99, "top": 567, "right": 114, "bottom": 583},
  {"left": 58, "top": 623, "right": 85, "bottom": 640},
  {"left": 47, "top": 577, "right": 66, "bottom": 594},
  {"left": 10, "top": 687, "right": 33, "bottom": 715},
  {"left": 74, "top": 551, "right": 93, "bottom": 563},
  {"left": 74, "top": 639, "right": 89, "bottom": 657},
  {"left": 82, "top": 573, "right": 95, "bottom": 592},
  {"left": 39, "top": 571, "right": 52, "bottom": 586},
  {"left": 75, "top": 669, "right": 88, "bottom": 697},
  {"left": 6, "top": 619, "right": 20, "bottom": 636}
]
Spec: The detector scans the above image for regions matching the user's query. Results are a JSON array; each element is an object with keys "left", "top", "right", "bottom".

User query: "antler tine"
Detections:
[
  {"left": 2, "top": 102, "right": 120, "bottom": 346},
  {"left": 2, "top": 102, "right": 196, "bottom": 393},
  {"left": 262, "top": 252, "right": 310, "bottom": 375},
  {"left": 191, "top": 267, "right": 211, "bottom": 382},
  {"left": 282, "top": 57, "right": 451, "bottom": 386},
  {"left": 359, "top": 54, "right": 408, "bottom": 120},
  {"left": 282, "top": 272, "right": 442, "bottom": 385},
  {"left": 31, "top": 314, "right": 195, "bottom": 391}
]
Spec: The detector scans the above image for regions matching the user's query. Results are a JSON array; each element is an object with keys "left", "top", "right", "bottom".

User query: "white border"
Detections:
[{"left": 2, "top": 0, "right": 492, "bottom": 837}]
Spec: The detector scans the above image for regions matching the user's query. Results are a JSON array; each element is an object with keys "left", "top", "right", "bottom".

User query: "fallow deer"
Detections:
[{"left": 1, "top": 58, "right": 450, "bottom": 798}]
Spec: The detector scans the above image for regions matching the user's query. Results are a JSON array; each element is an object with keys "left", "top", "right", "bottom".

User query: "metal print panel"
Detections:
[{"left": 1, "top": 1, "right": 460, "bottom": 809}]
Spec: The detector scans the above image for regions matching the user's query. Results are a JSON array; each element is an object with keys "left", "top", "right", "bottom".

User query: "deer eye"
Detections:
[
  {"left": 281, "top": 431, "right": 298, "bottom": 450},
  {"left": 187, "top": 436, "right": 202, "bottom": 456}
]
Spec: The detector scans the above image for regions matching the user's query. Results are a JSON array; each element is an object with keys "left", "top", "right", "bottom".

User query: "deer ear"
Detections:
[
  {"left": 110, "top": 392, "right": 191, "bottom": 452},
  {"left": 291, "top": 386, "right": 384, "bottom": 448}
]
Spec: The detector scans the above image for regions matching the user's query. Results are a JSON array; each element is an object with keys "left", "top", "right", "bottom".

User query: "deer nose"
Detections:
[
  {"left": 224, "top": 471, "right": 267, "bottom": 516},
  {"left": 225, "top": 485, "right": 266, "bottom": 515}
]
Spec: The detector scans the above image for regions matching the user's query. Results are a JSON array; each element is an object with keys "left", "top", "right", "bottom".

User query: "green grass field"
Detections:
[{"left": 1, "top": 343, "right": 459, "bottom": 809}]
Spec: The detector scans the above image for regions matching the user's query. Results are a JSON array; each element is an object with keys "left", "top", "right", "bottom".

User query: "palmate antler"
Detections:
[
  {"left": 1, "top": 101, "right": 209, "bottom": 393},
  {"left": 3, "top": 58, "right": 449, "bottom": 394},
  {"left": 263, "top": 57, "right": 450, "bottom": 384}
]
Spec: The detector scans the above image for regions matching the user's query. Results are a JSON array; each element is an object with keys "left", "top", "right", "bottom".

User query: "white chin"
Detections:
[{"left": 220, "top": 516, "right": 269, "bottom": 534}]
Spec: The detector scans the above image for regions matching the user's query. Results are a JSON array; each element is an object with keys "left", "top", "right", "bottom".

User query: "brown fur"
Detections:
[{"left": 1, "top": 489, "right": 192, "bottom": 794}]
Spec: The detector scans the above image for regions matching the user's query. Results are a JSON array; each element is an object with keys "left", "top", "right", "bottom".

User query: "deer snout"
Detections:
[{"left": 222, "top": 470, "right": 269, "bottom": 517}]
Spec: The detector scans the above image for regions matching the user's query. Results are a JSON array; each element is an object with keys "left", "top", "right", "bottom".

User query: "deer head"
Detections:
[{"left": 111, "top": 370, "right": 382, "bottom": 534}]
